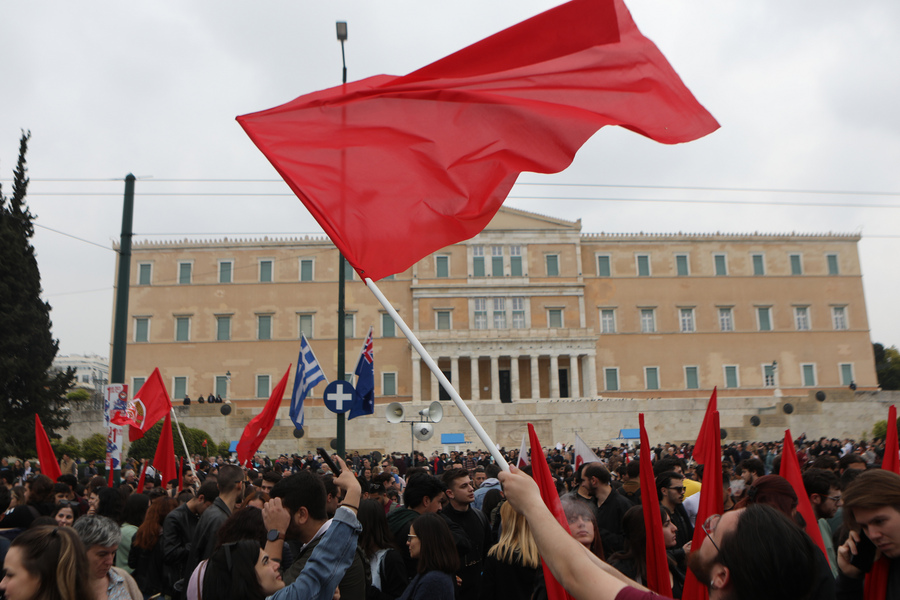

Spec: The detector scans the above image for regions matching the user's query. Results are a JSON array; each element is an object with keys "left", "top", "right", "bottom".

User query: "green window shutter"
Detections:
[
  {"left": 597, "top": 256, "right": 611, "bottom": 277},
  {"left": 436, "top": 256, "right": 449, "bottom": 278},
  {"left": 725, "top": 366, "right": 738, "bottom": 388},
  {"left": 636, "top": 255, "right": 650, "bottom": 277},
  {"left": 173, "top": 377, "right": 187, "bottom": 399},
  {"left": 646, "top": 368, "right": 659, "bottom": 390},
  {"left": 175, "top": 317, "right": 190, "bottom": 342},
  {"left": 758, "top": 308, "right": 771, "bottom": 331},
  {"left": 260, "top": 260, "right": 273, "bottom": 282},
  {"left": 382, "top": 313, "right": 395, "bottom": 337},
  {"left": 219, "top": 262, "right": 232, "bottom": 283},
  {"left": 714, "top": 255, "right": 727, "bottom": 276},
  {"left": 510, "top": 256, "right": 523, "bottom": 276},
  {"left": 217, "top": 316, "right": 231, "bottom": 341},
  {"left": 676, "top": 255, "right": 689, "bottom": 276},
  {"left": 138, "top": 264, "right": 152, "bottom": 285},
  {"left": 752, "top": 255, "right": 765, "bottom": 275},
  {"left": 383, "top": 373, "right": 397, "bottom": 396},
  {"left": 685, "top": 367, "right": 699, "bottom": 390},
  {"left": 605, "top": 369, "right": 619, "bottom": 392},
  {"left": 135, "top": 318, "right": 149, "bottom": 342},
  {"left": 791, "top": 255, "right": 803, "bottom": 275},
  {"left": 802, "top": 365, "right": 816, "bottom": 386},
  {"left": 827, "top": 254, "right": 839, "bottom": 275},
  {"left": 473, "top": 256, "right": 485, "bottom": 277},
  {"left": 300, "top": 260, "right": 314, "bottom": 281},
  {"left": 546, "top": 255, "right": 559, "bottom": 277},
  {"left": 840, "top": 364, "right": 853, "bottom": 386},
  {"left": 179, "top": 263, "right": 192, "bottom": 284},
  {"left": 215, "top": 376, "right": 228, "bottom": 398}
]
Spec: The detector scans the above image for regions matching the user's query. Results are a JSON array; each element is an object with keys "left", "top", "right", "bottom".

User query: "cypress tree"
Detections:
[{"left": 0, "top": 131, "right": 75, "bottom": 458}]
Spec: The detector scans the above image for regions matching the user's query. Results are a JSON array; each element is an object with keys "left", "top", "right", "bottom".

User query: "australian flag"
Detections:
[
  {"left": 290, "top": 334, "right": 327, "bottom": 429},
  {"left": 349, "top": 326, "right": 375, "bottom": 420}
]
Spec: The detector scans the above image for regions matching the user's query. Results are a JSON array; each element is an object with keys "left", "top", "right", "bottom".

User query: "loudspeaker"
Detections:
[
  {"left": 293, "top": 428, "right": 304, "bottom": 439},
  {"left": 386, "top": 402, "right": 405, "bottom": 423},
  {"left": 413, "top": 422, "right": 434, "bottom": 441},
  {"left": 428, "top": 401, "right": 443, "bottom": 423},
  {"left": 816, "top": 390, "right": 828, "bottom": 401},
  {"left": 220, "top": 402, "right": 232, "bottom": 416},
  {"left": 371, "top": 450, "right": 383, "bottom": 464},
  {"left": 783, "top": 403, "right": 794, "bottom": 414},
  {"left": 750, "top": 416, "right": 761, "bottom": 427}
]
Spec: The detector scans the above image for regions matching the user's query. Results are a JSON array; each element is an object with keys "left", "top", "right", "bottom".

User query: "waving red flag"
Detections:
[
  {"left": 35, "top": 414, "right": 62, "bottom": 482},
  {"left": 237, "top": 0, "right": 718, "bottom": 281},
  {"left": 136, "top": 460, "right": 148, "bottom": 494},
  {"left": 237, "top": 365, "right": 291, "bottom": 466},
  {"left": 639, "top": 414, "right": 673, "bottom": 597},
  {"left": 779, "top": 430, "right": 829, "bottom": 562},
  {"left": 691, "top": 387, "right": 718, "bottom": 466},
  {"left": 112, "top": 368, "right": 173, "bottom": 442},
  {"left": 153, "top": 412, "right": 177, "bottom": 488}
]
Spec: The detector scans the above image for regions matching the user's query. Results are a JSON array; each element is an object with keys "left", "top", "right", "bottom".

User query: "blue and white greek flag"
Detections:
[{"left": 290, "top": 334, "right": 327, "bottom": 429}]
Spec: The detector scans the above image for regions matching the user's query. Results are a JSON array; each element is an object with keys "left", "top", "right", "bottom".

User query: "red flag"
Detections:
[
  {"left": 35, "top": 414, "right": 62, "bottom": 482},
  {"left": 136, "top": 460, "right": 148, "bottom": 494},
  {"left": 112, "top": 368, "right": 173, "bottom": 442},
  {"left": 682, "top": 411, "right": 723, "bottom": 600},
  {"left": 108, "top": 456, "right": 114, "bottom": 487},
  {"left": 517, "top": 433, "right": 531, "bottom": 468},
  {"left": 779, "top": 430, "right": 829, "bottom": 562},
  {"left": 638, "top": 414, "right": 673, "bottom": 597},
  {"left": 153, "top": 412, "right": 177, "bottom": 489},
  {"left": 528, "top": 424, "right": 576, "bottom": 600},
  {"left": 178, "top": 456, "right": 184, "bottom": 492},
  {"left": 237, "top": 0, "right": 718, "bottom": 281},
  {"left": 237, "top": 365, "right": 292, "bottom": 466},
  {"left": 691, "top": 387, "right": 718, "bottom": 466},
  {"left": 883, "top": 405, "right": 899, "bottom": 474}
]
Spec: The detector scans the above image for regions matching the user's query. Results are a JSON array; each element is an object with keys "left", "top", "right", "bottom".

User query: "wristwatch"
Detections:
[{"left": 267, "top": 529, "right": 285, "bottom": 542}]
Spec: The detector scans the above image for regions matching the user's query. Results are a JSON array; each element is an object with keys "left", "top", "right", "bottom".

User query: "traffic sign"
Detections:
[{"left": 323, "top": 380, "right": 356, "bottom": 414}]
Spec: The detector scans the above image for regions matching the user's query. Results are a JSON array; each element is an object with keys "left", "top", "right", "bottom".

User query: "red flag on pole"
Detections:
[
  {"left": 35, "top": 414, "right": 62, "bottom": 482},
  {"left": 883, "top": 405, "right": 899, "bottom": 474},
  {"left": 573, "top": 433, "right": 602, "bottom": 472},
  {"left": 691, "top": 387, "right": 718, "bottom": 466},
  {"left": 178, "top": 456, "right": 184, "bottom": 492},
  {"left": 528, "top": 424, "right": 576, "bottom": 600},
  {"left": 153, "top": 412, "right": 177, "bottom": 489},
  {"left": 237, "top": 365, "right": 292, "bottom": 466},
  {"left": 779, "top": 430, "right": 829, "bottom": 562},
  {"left": 108, "top": 456, "right": 114, "bottom": 487},
  {"left": 112, "top": 368, "right": 173, "bottom": 442},
  {"left": 136, "top": 460, "right": 148, "bottom": 494},
  {"left": 237, "top": 0, "right": 718, "bottom": 281},
  {"left": 638, "top": 414, "right": 673, "bottom": 597}
]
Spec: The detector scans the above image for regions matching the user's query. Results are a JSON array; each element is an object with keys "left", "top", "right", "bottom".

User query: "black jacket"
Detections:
[{"left": 162, "top": 502, "right": 200, "bottom": 585}]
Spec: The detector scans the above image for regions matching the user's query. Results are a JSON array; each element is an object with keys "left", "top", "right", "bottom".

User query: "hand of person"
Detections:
[
  {"left": 837, "top": 530, "right": 880, "bottom": 579},
  {"left": 498, "top": 466, "right": 541, "bottom": 516},
  {"left": 333, "top": 456, "right": 360, "bottom": 494},
  {"left": 263, "top": 497, "right": 291, "bottom": 534},
  {"left": 332, "top": 586, "right": 341, "bottom": 600},
  {"left": 682, "top": 540, "right": 692, "bottom": 554}
]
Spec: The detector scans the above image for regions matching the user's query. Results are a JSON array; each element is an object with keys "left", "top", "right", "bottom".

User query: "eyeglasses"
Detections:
[
  {"left": 407, "top": 534, "right": 417, "bottom": 540},
  {"left": 823, "top": 494, "right": 842, "bottom": 503},
  {"left": 701, "top": 514, "right": 722, "bottom": 554}
]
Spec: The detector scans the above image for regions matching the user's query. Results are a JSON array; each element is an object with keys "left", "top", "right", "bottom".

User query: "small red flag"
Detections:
[
  {"left": 108, "top": 456, "right": 114, "bottom": 487},
  {"left": 35, "top": 414, "right": 62, "bottom": 482},
  {"left": 883, "top": 405, "right": 899, "bottom": 474},
  {"left": 153, "top": 412, "right": 177, "bottom": 489},
  {"left": 136, "top": 460, "right": 148, "bottom": 494},
  {"left": 528, "top": 424, "right": 576, "bottom": 600},
  {"left": 691, "top": 387, "right": 718, "bottom": 466},
  {"left": 237, "top": 365, "right": 292, "bottom": 466},
  {"left": 573, "top": 433, "right": 602, "bottom": 472},
  {"left": 517, "top": 433, "right": 531, "bottom": 468},
  {"left": 237, "top": 0, "right": 718, "bottom": 281},
  {"left": 779, "top": 430, "right": 829, "bottom": 562},
  {"left": 112, "top": 368, "right": 173, "bottom": 442},
  {"left": 638, "top": 414, "right": 673, "bottom": 597}
]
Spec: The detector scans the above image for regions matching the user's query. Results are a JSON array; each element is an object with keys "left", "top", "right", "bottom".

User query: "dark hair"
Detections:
[
  {"left": 357, "top": 499, "right": 397, "bottom": 559},
  {"left": 609, "top": 505, "right": 649, "bottom": 582},
  {"left": 58, "top": 474, "right": 78, "bottom": 489},
  {"left": 739, "top": 458, "right": 765, "bottom": 478},
  {"left": 653, "top": 457, "right": 686, "bottom": 477},
  {"left": 411, "top": 513, "right": 460, "bottom": 575},
  {"left": 802, "top": 468, "right": 840, "bottom": 498},
  {"left": 122, "top": 493, "right": 151, "bottom": 528},
  {"left": 655, "top": 471, "right": 684, "bottom": 498},
  {"left": 441, "top": 468, "right": 471, "bottom": 488},
  {"left": 262, "top": 470, "right": 282, "bottom": 485},
  {"left": 403, "top": 474, "right": 445, "bottom": 509},
  {"left": 482, "top": 489, "right": 503, "bottom": 522},
  {"left": 197, "top": 480, "right": 219, "bottom": 503},
  {"left": 843, "top": 470, "right": 900, "bottom": 531},
  {"left": 27, "top": 474, "right": 55, "bottom": 505},
  {"left": 485, "top": 464, "right": 502, "bottom": 479},
  {"left": 96, "top": 487, "right": 126, "bottom": 524},
  {"left": 10, "top": 525, "right": 93, "bottom": 600},
  {"left": 838, "top": 453, "right": 867, "bottom": 472},
  {"left": 626, "top": 461, "right": 641, "bottom": 478},
  {"left": 216, "top": 506, "right": 267, "bottom": 549},
  {"left": 218, "top": 465, "right": 244, "bottom": 495},
  {"left": 53, "top": 482, "right": 70, "bottom": 496},
  {"left": 202, "top": 539, "right": 265, "bottom": 600},
  {"left": 321, "top": 474, "right": 338, "bottom": 498},
  {"left": 810, "top": 454, "right": 838, "bottom": 471},
  {"left": 737, "top": 474, "right": 797, "bottom": 517},
  {"left": 134, "top": 496, "right": 177, "bottom": 549},
  {"left": 583, "top": 464, "right": 611, "bottom": 485},
  {"left": 270, "top": 471, "right": 327, "bottom": 520}
]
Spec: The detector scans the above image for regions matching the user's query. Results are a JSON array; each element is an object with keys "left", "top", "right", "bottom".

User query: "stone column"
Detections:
[
  {"left": 471, "top": 357, "right": 480, "bottom": 401},
  {"left": 450, "top": 356, "right": 460, "bottom": 399},
  {"left": 511, "top": 355, "right": 521, "bottom": 402},
  {"left": 491, "top": 355, "right": 500, "bottom": 402},
  {"left": 550, "top": 355, "right": 560, "bottom": 399},
  {"left": 570, "top": 354, "right": 581, "bottom": 398},
  {"left": 587, "top": 354, "right": 598, "bottom": 397},
  {"left": 412, "top": 356, "right": 422, "bottom": 404},
  {"left": 531, "top": 356, "right": 540, "bottom": 400}
]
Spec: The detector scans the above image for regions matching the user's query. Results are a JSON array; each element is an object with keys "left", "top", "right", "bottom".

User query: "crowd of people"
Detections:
[{"left": 0, "top": 434, "right": 898, "bottom": 600}]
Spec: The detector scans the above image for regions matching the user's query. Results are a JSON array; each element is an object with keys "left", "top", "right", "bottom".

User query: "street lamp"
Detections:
[
  {"left": 335, "top": 20, "right": 348, "bottom": 457},
  {"left": 337, "top": 22, "right": 348, "bottom": 84}
]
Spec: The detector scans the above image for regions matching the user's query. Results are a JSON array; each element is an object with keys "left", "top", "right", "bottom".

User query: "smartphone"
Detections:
[
  {"left": 849, "top": 529, "right": 878, "bottom": 573},
  {"left": 317, "top": 447, "right": 342, "bottom": 476}
]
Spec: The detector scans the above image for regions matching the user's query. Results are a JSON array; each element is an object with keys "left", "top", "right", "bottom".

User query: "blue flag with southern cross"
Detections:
[{"left": 349, "top": 326, "right": 375, "bottom": 420}]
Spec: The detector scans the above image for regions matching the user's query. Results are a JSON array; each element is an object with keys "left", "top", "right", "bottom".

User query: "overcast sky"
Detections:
[{"left": 2, "top": 0, "right": 898, "bottom": 360}]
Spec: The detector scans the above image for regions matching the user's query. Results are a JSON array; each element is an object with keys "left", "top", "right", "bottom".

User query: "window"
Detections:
[
  {"left": 679, "top": 308, "right": 695, "bottom": 333},
  {"left": 832, "top": 306, "right": 848, "bottom": 330},
  {"left": 343, "top": 259, "right": 355, "bottom": 281},
  {"left": 546, "top": 254, "right": 559, "bottom": 277},
  {"left": 173, "top": 377, "right": 188, "bottom": 399},
  {"left": 259, "top": 259, "right": 273, "bottom": 283},
  {"left": 175, "top": 316, "right": 190, "bottom": 342},
  {"left": 794, "top": 306, "right": 810, "bottom": 331},
  {"left": 493, "top": 298, "right": 507, "bottom": 328},
  {"left": 256, "top": 375, "right": 271, "bottom": 398},
  {"left": 215, "top": 375, "right": 228, "bottom": 399},
  {"left": 132, "top": 377, "right": 146, "bottom": 398},
  {"left": 473, "top": 246, "right": 485, "bottom": 277},
  {"left": 604, "top": 368, "right": 619, "bottom": 392},
  {"left": 763, "top": 364, "right": 776, "bottom": 387},
  {"left": 840, "top": 363, "right": 854, "bottom": 386},
  {"left": 344, "top": 314, "right": 355, "bottom": 338},
  {"left": 381, "top": 313, "right": 395, "bottom": 337},
  {"left": 757, "top": 307, "right": 772, "bottom": 332},
  {"left": 138, "top": 263, "right": 152, "bottom": 285},
  {"left": 300, "top": 258, "right": 314, "bottom": 282},
  {"left": 178, "top": 262, "right": 192, "bottom": 285},
  {"left": 714, "top": 254, "right": 728, "bottom": 276},
  {"left": 718, "top": 307, "right": 734, "bottom": 332},
  {"left": 257, "top": 315, "right": 273, "bottom": 340},
  {"left": 645, "top": 367, "right": 659, "bottom": 390},
  {"left": 801, "top": 364, "right": 817, "bottom": 387},
  {"left": 640, "top": 309, "right": 656, "bottom": 333},
  {"left": 436, "top": 311, "right": 451, "bottom": 330},
  {"left": 382, "top": 372, "right": 397, "bottom": 396},
  {"left": 790, "top": 254, "right": 803, "bottom": 275},
  {"left": 724, "top": 366, "right": 739, "bottom": 389},
  {"left": 600, "top": 309, "right": 616, "bottom": 334},
  {"left": 435, "top": 255, "right": 449, "bottom": 278},
  {"left": 512, "top": 298, "right": 526, "bottom": 329},
  {"left": 685, "top": 366, "right": 699, "bottom": 390},
  {"left": 474, "top": 298, "right": 488, "bottom": 329},
  {"left": 298, "top": 314, "right": 314, "bottom": 338},
  {"left": 135, "top": 317, "right": 150, "bottom": 343},
  {"left": 597, "top": 255, "right": 611, "bottom": 277},
  {"left": 219, "top": 260, "right": 233, "bottom": 284},
  {"left": 752, "top": 254, "right": 765, "bottom": 276},
  {"left": 216, "top": 315, "right": 232, "bottom": 341},
  {"left": 675, "top": 254, "right": 689, "bottom": 277},
  {"left": 636, "top": 254, "right": 650, "bottom": 277},
  {"left": 548, "top": 308, "right": 563, "bottom": 328},
  {"left": 510, "top": 246, "right": 523, "bottom": 276},
  {"left": 827, "top": 254, "right": 840, "bottom": 275},
  {"left": 492, "top": 246, "right": 504, "bottom": 276}
]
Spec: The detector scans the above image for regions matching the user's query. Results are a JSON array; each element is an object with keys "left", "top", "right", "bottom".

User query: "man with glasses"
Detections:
[
  {"left": 657, "top": 470, "right": 693, "bottom": 551},
  {"left": 803, "top": 468, "right": 842, "bottom": 577}
]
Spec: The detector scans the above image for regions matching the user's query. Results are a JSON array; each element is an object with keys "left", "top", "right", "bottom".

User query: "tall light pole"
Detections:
[{"left": 335, "top": 21, "right": 348, "bottom": 458}]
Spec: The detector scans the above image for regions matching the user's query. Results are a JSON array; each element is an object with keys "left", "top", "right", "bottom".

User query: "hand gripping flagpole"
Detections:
[{"left": 365, "top": 277, "right": 509, "bottom": 471}]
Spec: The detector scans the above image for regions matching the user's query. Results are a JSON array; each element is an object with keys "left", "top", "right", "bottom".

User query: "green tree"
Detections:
[
  {"left": 873, "top": 420, "right": 888, "bottom": 440},
  {"left": 50, "top": 435, "right": 81, "bottom": 460},
  {"left": 67, "top": 388, "right": 92, "bottom": 403},
  {"left": 80, "top": 433, "right": 108, "bottom": 462},
  {"left": 0, "top": 131, "right": 75, "bottom": 457},
  {"left": 127, "top": 420, "right": 217, "bottom": 460},
  {"left": 874, "top": 343, "right": 900, "bottom": 390}
]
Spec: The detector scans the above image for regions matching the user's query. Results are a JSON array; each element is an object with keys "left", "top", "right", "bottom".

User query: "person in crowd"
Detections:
[
  {"left": 441, "top": 468, "right": 492, "bottom": 600},
  {"left": 187, "top": 464, "right": 244, "bottom": 575},
  {"left": 0, "top": 525, "right": 94, "bottom": 600},
  {"left": 130, "top": 496, "right": 178, "bottom": 599},
  {"left": 357, "top": 499, "right": 407, "bottom": 600},
  {"left": 0, "top": 475, "right": 55, "bottom": 529},
  {"left": 163, "top": 480, "right": 217, "bottom": 595},
  {"left": 117, "top": 492, "right": 149, "bottom": 573},
  {"left": 472, "top": 464, "right": 501, "bottom": 511},
  {"left": 242, "top": 490, "right": 272, "bottom": 510},
  {"left": 802, "top": 468, "right": 842, "bottom": 577},
  {"left": 608, "top": 505, "right": 685, "bottom": 598},
  {"left": 480, "top": 500, "right": 541, "bottom": 600},
  {"left": 398, "top": 513, "right": 458, "bottom": 600},
  {"left": 386, "top": 474, "right": 446, "bottom": 580},
  {"left": 53, "top": 502, "right": 77, "bottom": 527},
  {"left": 95, "top": 487, "right": 126, "bottom": 524},
  {"left": 561, "top": 498, "right": 605, "bottom": 560},
  {"left": 73, "top": 514, "right": 142, "bottom": 599}
]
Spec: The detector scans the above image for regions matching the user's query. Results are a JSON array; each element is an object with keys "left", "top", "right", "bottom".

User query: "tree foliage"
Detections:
[
  {"left": 0, "top": 131, "right": 75, "bottom": 457},
  {"left": 80, "top": 433, "right": 108, "bottom": 463},
  {"left": 874, "top": 343, "right": 900, "bottom": 391},
  {"left": 127, "top": 420, "right": 217, "bottom": 460},
  {"left": 50, "top": 435, "right": 81, "bottom": 460}
]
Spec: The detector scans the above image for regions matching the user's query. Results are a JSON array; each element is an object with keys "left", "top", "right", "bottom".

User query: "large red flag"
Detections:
[
  {"left": 638, "top": 414, "right": 673, "bottom": 597},
  {"left": 779, "top": 430, "right": 829, "bottom": 562},
  {"left": 528, "top": 424, "right": 576, "bottom": 600},
  {"left": 237, "top": 0, "right": 718, "bottom": 281},
  {"left": 35, "top": 414, "right": 62, "bottom": 482},
  {"left": 153, "top": 412, "right": 177, "bottom": 489},
  {"left": 112, "top": 368, "right": 173, "bottom": 442},
  {"left": 691, "top": 387, "right": 718, "bottom": 466},
  {"left": 237, "top": 365, "right": 291, "bottom": 466},
  {"left": 682, "top": 411, "right": 723, "bottom": 600}
]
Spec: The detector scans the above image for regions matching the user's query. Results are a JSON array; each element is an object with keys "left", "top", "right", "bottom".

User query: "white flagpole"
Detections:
[
  {"left": 365, "top": 277, "right": 510, "bottom": 471},
  {"left": 170, "top": 407, "right": 199, "bottom": 483}
]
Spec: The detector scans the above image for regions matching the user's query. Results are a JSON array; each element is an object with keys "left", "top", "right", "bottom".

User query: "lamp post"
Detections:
[{"left": 335, "top": 21, "right": 348, "bottom": 458}]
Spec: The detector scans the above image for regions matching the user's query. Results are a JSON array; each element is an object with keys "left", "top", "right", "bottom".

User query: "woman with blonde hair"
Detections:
[
  {"left": 480, "top": 501, "right": 541, "bottom": 600},
  {"left": 0, "top": 525, "right": 93, "bottom": 600}
]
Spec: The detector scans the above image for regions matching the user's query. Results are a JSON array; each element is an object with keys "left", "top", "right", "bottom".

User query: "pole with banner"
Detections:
[{"left": 104, "top": 384, "right": 128, "bottom": 485}]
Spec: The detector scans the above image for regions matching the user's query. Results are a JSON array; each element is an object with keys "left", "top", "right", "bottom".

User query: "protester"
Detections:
[
  {"left": 398, "top": 513, "right": 459, "bottom": 600},
  {"left": 0, "top": 475, "right": 55, "bottom": 529},
  {"left": 608, "top": 505, "right": 684, "bottom": 598},
  {"left": 73, "top": 514, "right": 142, "bottom": 599},
  {"left": 561, "top": 498, "right": 605, "bottom": 560},
  {"left": 480, "top": 501, "right": 540, "bottom": 600},
  {"left": 357, "top": 499, "right": 407, "bottom": 600},
  {"left": 0, "top": 525, "right": 94, "bottom": 600},
  {"left": 117, "top": 492, "right": 149, "bottom": 573},
  {"left": 130, "top": 496, "right": 178, "bottom": 599}
]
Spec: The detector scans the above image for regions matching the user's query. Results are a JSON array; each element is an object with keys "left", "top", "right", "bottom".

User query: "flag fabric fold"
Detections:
[
  {"left": 153, "top": 412, "right": 177, "bottom": 488},
  {"left": 237, "top": 0, "right": 719, "bottom": 281},
  {"left": 237, "top": 365, "right": 291, "bottom": 466},
  {"left": 691, "top": 387, "right": 718, "bottom": 466},
  {"left": 112, "top": 368, "right": 173, "bottom": 442},
  {"left": 883, "top": 405, "right": 899, "bottom": 474},
  {"left": 517, "top": 433, "right": 531, "bottom": 468},
  {"left": 35, "top": 414, "right": 62, "bottom": 482},
  {"left": 136, "top": 460, "right": 148, "bottom": 494},
  {"left": 349, "top": 327, "right": 375, "bottom": 420},
  {"left": 573, "top": 433, "right": 602, "bottom": 471},
  {"left": 638, "top": 414, "right": 673, "bottom": 597},
  {"left": 779, "top": 429, "right": 829, "bottom": 562},
  {"left": 290, "top": 334, "right": 328, "bottom": 429}
]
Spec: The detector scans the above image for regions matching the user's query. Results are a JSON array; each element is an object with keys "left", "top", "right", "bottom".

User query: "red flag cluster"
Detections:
[{"left": 638, "top": 414, "right": 673, "bottom": 597}]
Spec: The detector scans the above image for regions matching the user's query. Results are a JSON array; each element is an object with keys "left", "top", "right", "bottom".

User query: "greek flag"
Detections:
[{"left": 290, "top": 334, "right": 327, "bottom": 429}]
